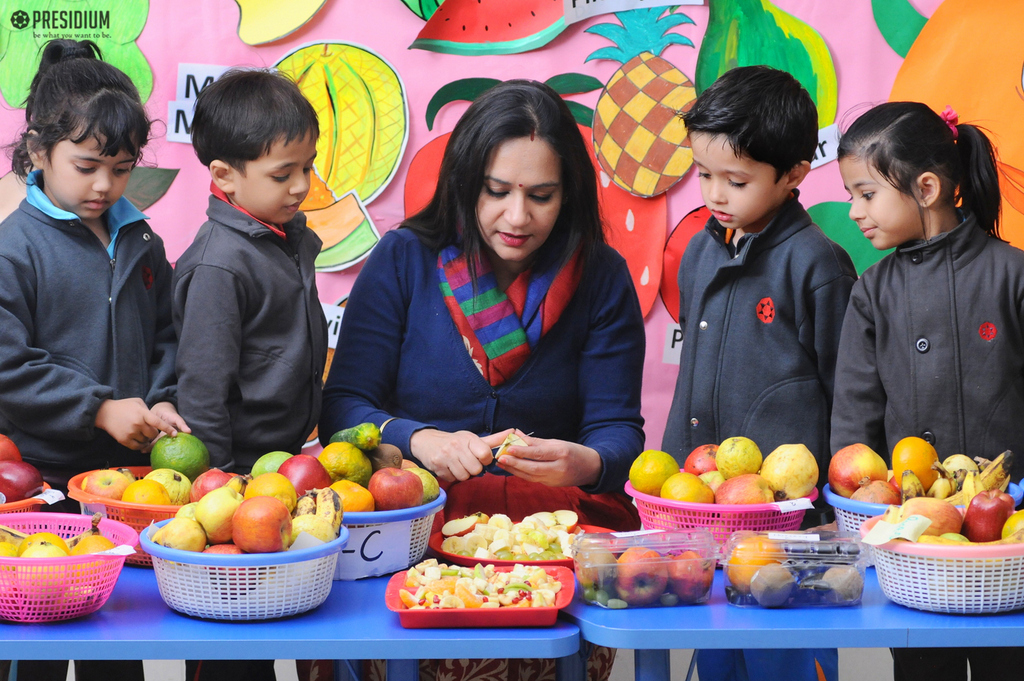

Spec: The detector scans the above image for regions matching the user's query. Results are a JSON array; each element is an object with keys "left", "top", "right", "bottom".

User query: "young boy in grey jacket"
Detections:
[{"left": 173, "top": 69, "right": 328, "bottom": 476}]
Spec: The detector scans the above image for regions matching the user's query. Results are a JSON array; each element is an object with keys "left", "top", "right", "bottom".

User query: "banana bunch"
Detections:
[
  {"left": 0, "top": 524, "right": 28, "bottom": 546},
  {"left": 66, "top": 513, "right": 103, "bottom": 551},
  {"left": 943, "top": 451, "right": 1014, "bottom": 507},
  {"left": 927, "top": 462, "right": 956, "bottom": 500},
  {"left": 901, "top": 470, "right": 925, "bottom": 503},
  {"left": 290, "top": 487, "right": 343, "bottom": 544}
]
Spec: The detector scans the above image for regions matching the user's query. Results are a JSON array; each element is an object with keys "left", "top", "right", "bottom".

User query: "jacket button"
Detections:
[
  {"left": 910, "top": 252, "right": 922, "bottom": 264},
  {"left": 699, "top": 321, "right": 708, "bottom": 330},
  {"left": 915, "top": 338, "right": 929, "bottom": 353},
  {"left": 921, "top": 431, "right": 935, "bottom": 444},
  {"left": 690, "top": 418, "right": 699, "bottom": 427},
  {"left": 490, "top": 391, "right": 498, "bottom": 399},
  {"left": 142, "top": 232, "right": 151, "bottom": 241}
]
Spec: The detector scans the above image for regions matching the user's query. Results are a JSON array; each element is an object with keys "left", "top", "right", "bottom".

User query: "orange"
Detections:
[
  {"left": 399, "top": 589, "right": 420, "bottom": 609},
  {"left": 244, "top": 472, "right": 298, "bottom": 513},
  {"left": 122, "top": 479, "right": 172, "bottom": 505},
  {"left": 70, "top": 535, "right": 116, "bottom": 555},
  {"left": 18, "top": 532, "right": 70, "bottom": 556},
  {"left": 892, "top": 437, "right": 939, "bottom": 493},
  {"left": 455, "top": 583, "right": 483, "bottom": 608},
  {"left": 330, "top": 479, "right": 375, "bottom": 512},
  {"left": 1003, "top": 510, "right": 1024, "bottom": 539},
  {"left": 660, "top": 472, "right": 714, "bottom": 503},
  {"left": 318, "top": 442, "right": 372, "bottom": 487},
  {"left": 150, "top": 432, "right": 210, "bottom": 481},
  {"left": 724, "top": 535, "right": 780, "bottom": 594},
  {"left": 629, "top": 450, "right": 680, "bottom": 496}
]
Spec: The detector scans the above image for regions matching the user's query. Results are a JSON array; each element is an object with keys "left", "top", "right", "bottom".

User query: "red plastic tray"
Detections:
[
  {"left": 385, "top": 565, "right": 575, "bottom": 628},
  {"left": 428, "top": 525, "right": 612, "bottom": 569}
]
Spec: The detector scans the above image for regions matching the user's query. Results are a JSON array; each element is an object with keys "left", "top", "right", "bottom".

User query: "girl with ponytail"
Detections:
[{"left": 831, "top": 101, "right": 1024, "bottom": 681}]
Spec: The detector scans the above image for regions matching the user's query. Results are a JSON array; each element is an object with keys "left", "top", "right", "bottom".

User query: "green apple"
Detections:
[{"left": 251, "top": 451, "right": 293, "bottom": 478}]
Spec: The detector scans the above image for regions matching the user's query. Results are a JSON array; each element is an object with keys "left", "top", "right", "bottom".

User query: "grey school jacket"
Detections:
[
  {"left": 662, "top": 196, "right": 857, "bottom": 476},
  {"left": 830, "top": 216, "right": 1024, "bottom": 482},
  {"left": 172, "top": 197, "right": 328, "bottom": 472},
  {"left": 0, "top": 201, "right": 177, "bottom": 471}
]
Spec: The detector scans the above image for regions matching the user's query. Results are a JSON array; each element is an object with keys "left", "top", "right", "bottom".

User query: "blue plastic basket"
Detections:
[
  {"left": 335, "top": 488, "right": 446, "bottom": 580},
  {"left": 140, "top": 520, "right": 349, "bottom": 620}
]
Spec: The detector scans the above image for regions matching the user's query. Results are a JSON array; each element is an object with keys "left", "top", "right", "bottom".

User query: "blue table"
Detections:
[
  {"left": 562, "top": 568, "right": 1024, "bottom": 681},
  {"left": 0, "top": 565, "right": 582, "bottom": 681}
]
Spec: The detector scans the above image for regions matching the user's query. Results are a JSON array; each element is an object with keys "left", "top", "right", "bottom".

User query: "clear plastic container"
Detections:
[
  {"left": 721, "top": 530, "right": 867, "bottom": 608},
  {"left": 572, "top": 528, "right": 716, "bottom": 609}
]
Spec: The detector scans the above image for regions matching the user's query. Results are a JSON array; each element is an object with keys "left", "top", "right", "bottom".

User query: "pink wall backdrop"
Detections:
[{"left": 0, "top": 0, "right": 953, "bottom": 452}]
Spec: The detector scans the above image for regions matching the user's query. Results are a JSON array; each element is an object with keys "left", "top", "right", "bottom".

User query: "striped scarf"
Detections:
[{"left": 438, "top": 244, "right": 582, "bottom": 386}]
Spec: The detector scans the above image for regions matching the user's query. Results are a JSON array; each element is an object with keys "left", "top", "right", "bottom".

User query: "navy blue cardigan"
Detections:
[{"left": 320, "top": 228, "right": 646, "bottom": 495}]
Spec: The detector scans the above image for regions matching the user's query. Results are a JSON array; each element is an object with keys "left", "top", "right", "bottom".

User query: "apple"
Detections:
[
  {"left": 0, "top": 460, "right": 44, "bottom": 503},
  {"left": 194, "top": 486, "right": 243, "bottom": 544},
  {"left": 683, "top": 444, "right": 718, "bottom": 476},
  {"left": 0, "top": 434, "right": 21, "bottom": 462},
  {"left": 190, "top": 468, "right": 234, "bottom": 503},
  {"left": 441, "top": 512, "right": 488, "bottom": 537},
  {"left": 400, "top": 459, "right": 420, "bottom": 470},
  {"left": 81, "top": 469, "right": 132, "bottom": 501},
  {"left": 277, "top": 454, "right": 332, "bottom": 497},
  {"left": 151, "top": 517, "right": 208, "bottom": 553},
  {"left": 251, "top": 451, "right": 293, "bottom": 478},
  {"left": 406, "top": 467, "right": 440, "bottom": 504},
  {"left": 614, "top": 547, "right": 668, "bottom": 606},
  {"left": 667, "top": 550, "right": 714, "bottom": 603},
  {"left": 828, "top": 444, "right": 888, "bottom": 498},
  {"left": 553, "top": 510, "right": 579, "bottom": 532},
  {"left": 232, "top": 496, "right": 292, "bottom": 553},
  {"left": 368, "top": 467, "right": 423, "bottom": 511},
  {"left": 714, "top": 474, "right": 775, "bottom": 504},
  {"left": 760, "top": 444, "right": 819, "bottom": 500},
  {"left": 850, "top": 478, "right": 900, "bottom": 505},
  {"left": 699, "top": 471, "right": 725, "bottom": 494},
  {"left": 962, "top": 490, "right": 1016, "bottom": 542},
  {"left": 898, "top": 497, "right": 963, "bottom": 536},
  {"left": 203, "top": 543, "right": 244, "bottom": 555}
]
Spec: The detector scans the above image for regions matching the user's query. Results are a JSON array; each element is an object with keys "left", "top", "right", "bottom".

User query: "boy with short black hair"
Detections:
[
  {"left": 662, "top": 66, "right": 856, "bottom": 681},
  {"left": 173, "top": 68, "right": 328, "bottom": 474}
]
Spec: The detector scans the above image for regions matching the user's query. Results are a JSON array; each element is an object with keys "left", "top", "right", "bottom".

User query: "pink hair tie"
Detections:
[{"left": 940, "top": 105, "right": 959, "bottom": 139}]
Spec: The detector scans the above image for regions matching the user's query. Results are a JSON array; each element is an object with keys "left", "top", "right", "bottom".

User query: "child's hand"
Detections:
[
  {"left": 151, "top": 402, "right": 191, "bottom": 435},
  {"left": 95, "top": 398, "right": 179, "bottom": 451}
]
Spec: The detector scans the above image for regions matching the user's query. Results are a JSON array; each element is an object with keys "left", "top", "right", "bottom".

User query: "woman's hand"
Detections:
[
  {"left": 410, "top": 428, "right": 495, "bottom": 482},
  {"left": 95, "top": 398, "right": 181, "bottom": 451},
  {"left": 492, "top": 429, "right": 603, "bottom": 488}
]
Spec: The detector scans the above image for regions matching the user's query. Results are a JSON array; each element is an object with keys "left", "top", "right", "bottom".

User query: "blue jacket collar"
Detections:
[{"left": 26, "top": 170, "right": 148, "bottom": 231}]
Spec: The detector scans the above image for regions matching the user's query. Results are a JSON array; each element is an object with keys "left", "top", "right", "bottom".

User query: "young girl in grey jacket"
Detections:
[{"left": 833, "top": 101, "right": 1024, "bottom": 681}]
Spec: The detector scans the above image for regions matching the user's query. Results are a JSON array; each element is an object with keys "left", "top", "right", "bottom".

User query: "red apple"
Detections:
[
  {"left": 850, "top": 478, "right": 900, "bottom": 505},
  {"left": 203, "top": 544, "right": 244, "bottom": 554},
  {"left": 277, "top": 454, "right": 332, "bottom": 497},
  {"left": 0, "top": 435, "right": 21, "bottom": 463},
  {"left": 190, "top": 468, "right": 234, "bottom": 503},
  {"left": 667, "top": 550, "right": 715, "bottom": 604},
  {"left": 614, "top": 547, "right": 668, "bottom": 606},
  {"left": 962, "top": 490, "right": 1016, "bottom": 543},
  {"left": 232, "top": 496, "right": 292, "bottom": 553},
  {"left": 714, "top": 474, "right": 775, "bottom": 505},
  {"left": 898, "top": 497, "right": 964, "bottom": 536},
  {"left": 368, "top": 468, "right": 423, "bottom": 511},
  {"left": 684, "top": 444, "right": 718, "bottom": 476},
  {"left": 828, "top": 444, "right": 888, "bottom": 498},
  {"left": 0, "top": 460, "right": 44, "bottom": 503},
  {"left": 81, "top": 469, "right": 133, "bottom": 501}
]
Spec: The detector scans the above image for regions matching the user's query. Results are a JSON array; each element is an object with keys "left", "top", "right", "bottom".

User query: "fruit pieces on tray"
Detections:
[
  {"left": 573, "top": 529, "right": 717, "bottom": 609},
  {"left": 722, "top": 530, "right": 867, "bottom": 608},
  {"left": 440, "top": 510, "right": 580, "bottom": 561},
  {"left": 399, "top": 559, "right": 563, "bottom": 609}
]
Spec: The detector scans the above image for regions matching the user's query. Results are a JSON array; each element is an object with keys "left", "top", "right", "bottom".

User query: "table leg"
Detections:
[
  {"left": 556, "top": 649, "right": 586, "bottom": 681},
  {"left": 386, "top": 659, "right": 419, "bottom": 681},
  {"left": 634, "top": 649, "right": 670, "bottom": 681},
  {"left": 333, "top": 660, "right": 361, "bottom": 681}
]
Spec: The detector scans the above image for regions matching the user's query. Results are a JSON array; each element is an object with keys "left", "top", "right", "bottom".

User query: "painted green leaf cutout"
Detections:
[
  {"left": 545, "top": 73, "right": 603, "bottom": 96},
  {"left": 401, "top": 0, "right": 443, "bottom": 21},
  {"left": 425, "top": 78, "right": 501, "bottom": 130},
  {"left": 808, "top": 201, "right": 892, "bottom": 275},
  {"left": 564, "top": 100, "right": 596, "bottom": 127},
  {"left": 871, "top": 0, "right": 927, "bottom": 59},
  {"left": 124, "top": 167, "right": 178, "bottom": 212}
]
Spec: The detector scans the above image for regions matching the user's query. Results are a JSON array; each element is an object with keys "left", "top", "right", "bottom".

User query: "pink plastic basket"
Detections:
[
  {"left": 861, "top": 515, "right": 1024, "bottom": 614},
  {"left": 625, "top": 482, "right": 818, "bottom": 546},
  {"left": 0, "top": 512, "right": 138, "bottom": 623}
]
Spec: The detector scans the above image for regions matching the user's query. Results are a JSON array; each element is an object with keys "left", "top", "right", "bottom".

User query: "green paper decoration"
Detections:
[
  {"left": 871, "top": 0, "right": 927, "bottom": 59},
  {"left": 808, "top": 201, "right": 892, "bottom": 276},
  {"left": 124, "top": 167, "right": 178, "bottom": 212}
]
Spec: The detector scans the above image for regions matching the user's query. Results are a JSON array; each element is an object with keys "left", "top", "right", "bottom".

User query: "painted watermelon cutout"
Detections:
[
  {"left": 661, "top": 206, "right": 710, "bottom": 322},
  {"left": 410, "top": 0, "right": 566, "bottom": 56},
  {"left": 403, "top": 126, "right": 666, "bottom": 316}
]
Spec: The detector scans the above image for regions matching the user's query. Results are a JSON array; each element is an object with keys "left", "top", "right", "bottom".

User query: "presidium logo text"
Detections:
[{"left": 10, "top": 9, "right": 111, "bottom": 31}]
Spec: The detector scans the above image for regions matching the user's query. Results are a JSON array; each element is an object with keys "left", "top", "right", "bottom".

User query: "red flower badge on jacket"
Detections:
[
  {"left": 979, "top": 322, "right": 997, "bottom": 341},
  {"left": 142, "top": 265, "right": 154, "bottom": 290},
  {"left": 756, "top": 297, "right": 775, "bottom": 324}
]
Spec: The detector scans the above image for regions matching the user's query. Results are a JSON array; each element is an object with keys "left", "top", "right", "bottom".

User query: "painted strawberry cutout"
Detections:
[
  {"left": 756, "top": 297, "right": 775, "bottom": 324},
  {"left": 660, "top": 206, "right": 711, "bottom": 322}
]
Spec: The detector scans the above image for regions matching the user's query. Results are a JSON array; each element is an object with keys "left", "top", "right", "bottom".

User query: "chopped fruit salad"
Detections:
[{"left": 399, "top": 560, "right": 563, "bottom": 609}]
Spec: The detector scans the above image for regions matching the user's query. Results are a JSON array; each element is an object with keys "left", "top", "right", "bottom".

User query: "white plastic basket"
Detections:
[
  {"left": 861, "top": 516, "right": 1024, "bottom": 614},
  {"left": 140, "top": 521, "right": 349, "bottom": 621},
  {"left": 334, "top": 489, "right": 445, "bottom": 580}
]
